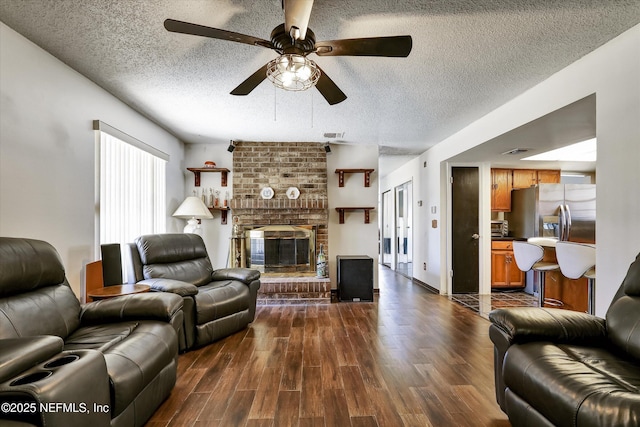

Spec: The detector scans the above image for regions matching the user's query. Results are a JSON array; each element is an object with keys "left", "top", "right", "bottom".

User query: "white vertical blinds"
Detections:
[{"left": 98, "top": 128, "right": 167, "bottom": 248}]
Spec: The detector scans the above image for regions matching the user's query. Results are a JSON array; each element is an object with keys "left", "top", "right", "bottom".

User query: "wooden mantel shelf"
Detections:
[
  {"left": 335, "top": 207, "right": 375, "bottom": 224},
  {"left": 187, "top": 167, "right": 230, "bottom": 187},
  {"left": 335, "top": 169, "right": 375, "bottom": 187}
]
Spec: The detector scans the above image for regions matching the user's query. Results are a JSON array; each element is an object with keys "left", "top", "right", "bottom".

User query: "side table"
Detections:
[{"left": 87, "top": 284, "right": 151, "bottom": 301}]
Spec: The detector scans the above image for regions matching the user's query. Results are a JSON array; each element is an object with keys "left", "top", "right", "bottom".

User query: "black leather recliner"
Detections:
[
  {"left": 126, "top": 233, "right": 261, "bottom": 351},
  {"left": 489, "top": 252, "right": 640, "bottom": 426},
  {"left": 0, "top": 237, "right": 184, "bottom": 427}
]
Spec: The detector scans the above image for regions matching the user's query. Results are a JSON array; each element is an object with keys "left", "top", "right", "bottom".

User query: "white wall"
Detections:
[
  {"left": 183, "top": 143, "right": 234, "bottom": 268},
  {"left": 382, "top": 24, "right": 640, "bottom": 315},
  {"left": 327, "top": 144, "right": 380, "bottom": 289},
  {"left": 0, "top": 23, "right": 185, "bottom": 295}
]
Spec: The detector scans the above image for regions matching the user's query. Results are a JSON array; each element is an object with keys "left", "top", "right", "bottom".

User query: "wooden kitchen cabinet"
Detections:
[
  {"left": 491, "top": 169, "right": 512, "bottom": 212},
  {"left": 491, "top": 168, "right": 560, "bottom": 211},
  {"left": 491, "top": 240, "right": 525, "bottom": 289},
  {"left": 512, "top": 169, "right": 538, "bottom": 189},
  {"left": 512, "top": 169, "right": 561, "bottom": 188},
  {"left": 536, "top": 169, "right": 561, "bottom": 184},
  {"left": 541, "top": 247, "right": 588, "bottom": 312}
]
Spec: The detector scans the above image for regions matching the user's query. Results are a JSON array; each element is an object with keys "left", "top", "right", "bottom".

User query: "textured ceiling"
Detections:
[{"left": 1, "top": 0, "right": 639, "bottom": 160}]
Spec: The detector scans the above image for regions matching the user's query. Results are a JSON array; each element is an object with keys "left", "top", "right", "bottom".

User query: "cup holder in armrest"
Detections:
[
  {"left": 44, "top": 354, "right": 80, "bottom": 368},
  {"left": 10, "top": 371, "right": 53, "bottom": 386}
]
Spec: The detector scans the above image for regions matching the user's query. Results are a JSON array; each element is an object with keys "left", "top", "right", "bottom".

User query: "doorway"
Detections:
[
  {"left": 451, "top": 167, "right": 479, "bottom": 293},
  {"left": 395, "top": 181, "right": 413, "bottom": 278},
  {"left": 381, "top": 190, "right": 393, "bottom": 267}
]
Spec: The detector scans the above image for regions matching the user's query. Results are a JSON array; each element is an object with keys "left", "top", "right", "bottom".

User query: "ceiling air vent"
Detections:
[
  {"left": 323, "top": 132, "right": 344, "bottom": 139},
  {"left": 501, "top": 148, "right": 529, "bottom": 155}
]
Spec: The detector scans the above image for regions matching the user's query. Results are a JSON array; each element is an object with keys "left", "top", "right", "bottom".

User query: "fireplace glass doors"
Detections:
[{"left": 246, "top": 225, "right": 316, "bottom": 273}]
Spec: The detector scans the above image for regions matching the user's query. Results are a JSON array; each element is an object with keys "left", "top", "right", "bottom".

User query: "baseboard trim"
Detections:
[{"left": 412, "top": 277, "right": 439, "bottom": 294}]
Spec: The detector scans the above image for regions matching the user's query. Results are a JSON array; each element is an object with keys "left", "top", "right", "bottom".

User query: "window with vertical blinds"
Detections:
[{"left": 96, "top": 121, "right": 168, "bottom": 251}]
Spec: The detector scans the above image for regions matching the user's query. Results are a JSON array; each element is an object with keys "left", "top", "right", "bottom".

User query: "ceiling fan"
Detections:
[{"left": 164, "top": 0, "right": 412, "bottom": 105}]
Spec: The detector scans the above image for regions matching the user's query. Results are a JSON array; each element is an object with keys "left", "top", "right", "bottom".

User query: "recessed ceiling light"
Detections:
[{"left": 522, "top": 138, "right": 596, "bottom": 162}]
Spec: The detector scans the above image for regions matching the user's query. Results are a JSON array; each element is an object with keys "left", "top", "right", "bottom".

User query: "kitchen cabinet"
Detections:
[
  {"left": 491, "top": 169, "right": 512, "bottom": 212},
  {"left": 492, "top": 169, "right": 561, "bottom": 211},
  {"left": 536, "top": 169, "right": 561, "bottom": 184},
  {"left": 512, "top": 169, "right": 538, "bottom": 189},
  {"left": 491, "top": 240, "right": 525, "bottom": 289},
  {"left": 541, "top": 247, "right": 588, "bottom": 312},
  {"left": 512, "top": 169, "right": 561, "bottom": 188}
]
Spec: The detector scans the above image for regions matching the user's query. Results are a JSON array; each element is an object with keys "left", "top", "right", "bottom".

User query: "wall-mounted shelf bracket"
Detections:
[
  {"left": 335, "top": 207, "right": 375, "bottom": 224},
  {"left": 208, "top": 207, "right": 230, "bottom": 224},
  {"left": 335, "top": 169, "right": 375, "bottom": 187},
  {"left": 187, "top": 167, "right": 230, "bottom": 187}
]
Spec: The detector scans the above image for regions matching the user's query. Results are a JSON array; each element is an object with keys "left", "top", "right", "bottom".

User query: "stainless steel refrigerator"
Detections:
[{"left": 506, "top": 184, "right": 596, "bottom": 243}]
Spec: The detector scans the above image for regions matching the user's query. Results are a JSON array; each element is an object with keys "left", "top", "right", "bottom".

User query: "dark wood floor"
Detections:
[{"left": 146, "top": 267, "right": 511, "bottom": 427}]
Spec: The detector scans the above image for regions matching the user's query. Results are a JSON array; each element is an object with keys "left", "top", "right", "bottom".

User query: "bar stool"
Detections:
[
  {"left": 555, "top": 241, "right": 596, "bottom": 314},
  {"left": 512, "top": 241, "right": 559, "bottom": 308}
]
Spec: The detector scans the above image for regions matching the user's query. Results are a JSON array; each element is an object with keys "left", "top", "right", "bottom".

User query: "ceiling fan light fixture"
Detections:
[{"left": 267, "top": 54, "right": 320, "bottom": 91}]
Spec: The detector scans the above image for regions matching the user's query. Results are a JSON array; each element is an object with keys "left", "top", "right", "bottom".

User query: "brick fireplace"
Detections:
[{"left": 230, "top": 141, "right": 330, "bottom": 304}]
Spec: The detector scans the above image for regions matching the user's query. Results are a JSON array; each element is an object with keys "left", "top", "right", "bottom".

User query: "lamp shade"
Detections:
[{"left": 172, "top": 196, "right": 213, "bottom": 219}]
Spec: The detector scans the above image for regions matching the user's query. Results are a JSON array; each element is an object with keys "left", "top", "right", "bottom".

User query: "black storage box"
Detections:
[{"left": 337, "top": 255, "right": 374, "bottom": 302}]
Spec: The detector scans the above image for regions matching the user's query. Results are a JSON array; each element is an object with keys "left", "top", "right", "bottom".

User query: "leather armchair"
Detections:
[
  {"left": 489, "top": 252, "right": 640, "bottom": 426},
  {"left": 0, "top": 237, "right": 183, "bottom": 427},
  {"left": 126, "top": 233, "right": 261, "bottom": 351}
]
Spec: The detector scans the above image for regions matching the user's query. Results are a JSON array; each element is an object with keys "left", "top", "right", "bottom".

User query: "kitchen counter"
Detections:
[
  {"left": 491, "top": 236, "right": 527, "bottom": 241},
  {"left": 527, "top": 237, "right": 559, "bottom": 247}
]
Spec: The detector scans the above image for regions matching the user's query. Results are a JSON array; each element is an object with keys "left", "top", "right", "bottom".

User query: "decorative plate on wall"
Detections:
[
  {"left": 286, "top": 187, "right": 300, "bottom": 199},
  {"left": 260, "top": 186, "right": 274, "bottom": 199}
]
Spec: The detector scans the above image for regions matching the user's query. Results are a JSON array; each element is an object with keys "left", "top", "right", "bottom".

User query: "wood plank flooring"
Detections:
[{"left": 146, "top": 267, "right": 511, "bottom": 427}]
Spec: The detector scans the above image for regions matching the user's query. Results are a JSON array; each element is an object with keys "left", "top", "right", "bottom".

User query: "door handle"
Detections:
[
  {"left": 559, "top": 205, "right": 566, "bottom": 241},
  {"left": 565, "top": 204, "right": 572, "bottom": 241},
  {"left": 471, "top": 233, "right": 480, "bottom": 240}
]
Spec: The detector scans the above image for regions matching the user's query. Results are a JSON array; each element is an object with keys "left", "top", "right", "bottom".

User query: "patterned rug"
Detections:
[{"left": 449, "top": 291, "right": 539, "bottom": 319}]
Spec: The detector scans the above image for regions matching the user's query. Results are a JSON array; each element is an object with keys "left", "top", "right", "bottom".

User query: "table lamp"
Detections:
[{"left": 172, "top": 196, "right": 213, "bottom": 234}]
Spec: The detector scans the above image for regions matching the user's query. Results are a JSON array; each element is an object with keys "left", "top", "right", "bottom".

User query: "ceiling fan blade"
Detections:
[
  {"left": 164, "top": 19, "right": 272, "bottom": 49},
  {"left": 314, "top": 66, "right": 347, "bottom": 105},
  {"left": 230, "top": 64, "right": 269, "bottom": 96},
  {"left": 283, "top": 0, "right": 314, "bottom": 40},
  {"left": 315, "top": 35, "right": 412, "bottom": 57}
]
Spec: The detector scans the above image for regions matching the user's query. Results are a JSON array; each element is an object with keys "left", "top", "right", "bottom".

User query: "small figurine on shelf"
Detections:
[{"left": 214, "top": 190, "right": 220, "bottom": 207}]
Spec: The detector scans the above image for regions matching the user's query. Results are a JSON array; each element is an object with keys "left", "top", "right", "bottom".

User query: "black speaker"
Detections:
[
  {"left": 101, "top": 243, "right": 123, "bottom": 286},
  {"left": 337, "top": 256, "right": 374, "bottom": 302}
]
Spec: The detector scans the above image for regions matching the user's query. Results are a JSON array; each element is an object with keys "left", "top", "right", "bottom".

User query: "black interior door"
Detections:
[{"left": 452, "top": 167, "right": 479, "bottom": 293}]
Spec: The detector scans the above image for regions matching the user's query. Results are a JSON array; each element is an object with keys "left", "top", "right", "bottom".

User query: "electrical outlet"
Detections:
[{"left": 423, "top": 262, "right": 427, "bottom": 271}]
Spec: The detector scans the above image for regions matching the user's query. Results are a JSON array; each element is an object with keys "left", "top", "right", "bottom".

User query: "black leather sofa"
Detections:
[
  {"left": 126, "top": 233, "right": 260, "bottom": 351},
  {"left": 489, "top": 252, "right": 640, "bottom": 426},
  {"left": 0, "top": 237, "right": 184, "bottom": 427}
]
